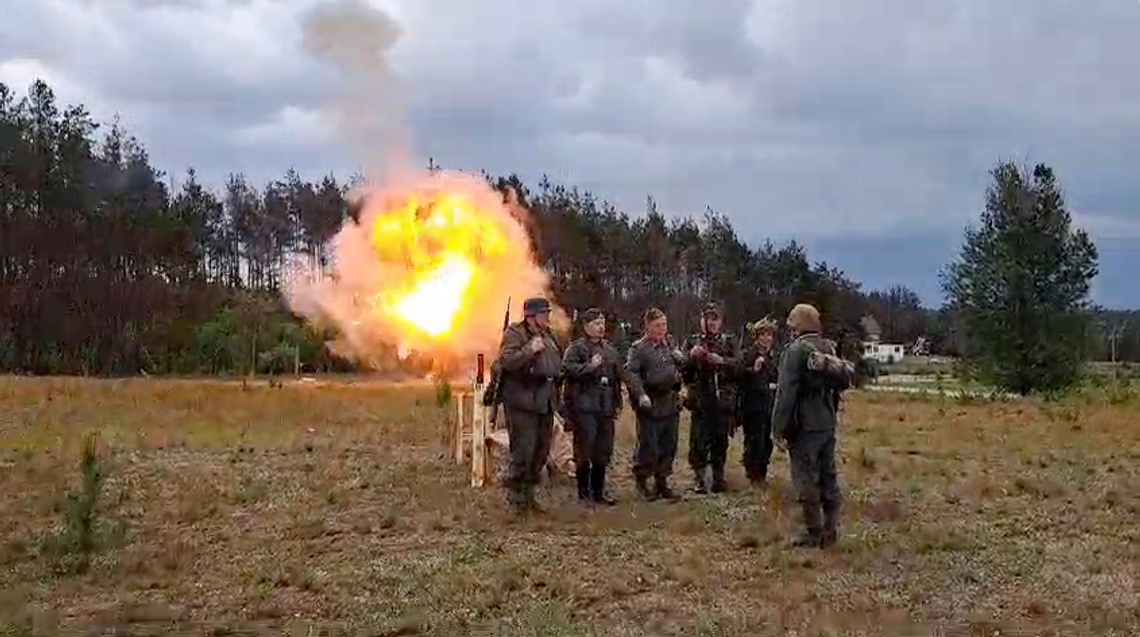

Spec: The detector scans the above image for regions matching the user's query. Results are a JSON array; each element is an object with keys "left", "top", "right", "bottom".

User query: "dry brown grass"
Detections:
[{"left": 0, "top": 376, "right": 1137, "bottom": 636}]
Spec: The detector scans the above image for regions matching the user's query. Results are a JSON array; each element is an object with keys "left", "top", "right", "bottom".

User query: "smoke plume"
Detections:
[{"left": 283, "top": 0, "right": 565, "bottom": 372}]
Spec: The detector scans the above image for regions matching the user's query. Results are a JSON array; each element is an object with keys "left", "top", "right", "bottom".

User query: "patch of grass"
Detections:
[
  {"left": 38, "top": 433, "right": 114, "bottom": 574},
  {"left": 233, "top": 475, "right": 268, "bottom": 503},
  {"left": 678, "top": 497, "right": 730, "bottom": 533},
  {"left": 435, "top": 375, "right": 453, "bottom": 407},
  {"left": 0, "top": 376, "right": 1138, "bottom": 634},
  {"left": 523, "top": 597, "right": 593, "bottom": 636}
]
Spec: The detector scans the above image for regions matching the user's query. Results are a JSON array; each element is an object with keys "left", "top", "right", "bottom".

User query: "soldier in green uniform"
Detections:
[
  {"left": 624, "top": 307, "right": 686, "bottom": 501},
  {"left": 738, "top": 317, "right": 778, "bottom": 486},
  {"left": 561, "top": 308, "right": 623, "bottom": 506},
  {"left": 772, "top": 303, "right": 855, "bottom": 547},
  {"left": 681, "top": 302, "right": 741, "bottom": 494},
  {"left": 494, "top": 297, "right": 563, "bottom": 515}
]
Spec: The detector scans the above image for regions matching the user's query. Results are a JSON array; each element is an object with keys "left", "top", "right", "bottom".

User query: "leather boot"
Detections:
[
  {"left": 523, "top": 484, "right": 544, "bottom": 514},
  {"left": 507, "top": 486, "right": 527, "bottom": 516},
  {"left": 590, "top": 465, "right": 616, "bottom": 505},
  {"left": 821, "top": 502, "right": 840, "bottom": 547},
  {"left": 656, "top": 475, "right": 679, "bottom": 501},
  {"left": 636, "top": 475, "right": 657, "bottom": 501},
  {"left": 575, "top": 465, "right": 592, "bottom": 503},
  {"left": 692, "top": 468, "right": 709, "bottom": 494},
  {"left": 792, "top": 501, "right": 823, "bottom": 547},
  {"left": 710, "top": 464, "right": 728, "bottom": 493}
]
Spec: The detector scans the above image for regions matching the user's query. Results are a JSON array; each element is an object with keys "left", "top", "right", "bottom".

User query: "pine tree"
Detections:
[{"left": 942, "top": 161, "right": 1098, "bottom": 395}]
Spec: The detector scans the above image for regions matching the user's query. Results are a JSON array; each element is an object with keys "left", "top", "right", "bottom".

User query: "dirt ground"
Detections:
[{"left": 0, "top": 376, "right": 1137, "bottom": 636}]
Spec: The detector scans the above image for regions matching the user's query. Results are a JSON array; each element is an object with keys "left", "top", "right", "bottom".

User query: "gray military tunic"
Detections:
[
  {"left": 624, "top": 336, "right": 683, "bottom": 482},
  {"left": 495, "top": 320, "right": 563, "bottom": 492}
]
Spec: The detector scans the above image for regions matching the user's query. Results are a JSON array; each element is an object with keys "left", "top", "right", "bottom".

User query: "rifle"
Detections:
[
  {"left": 694, "top": 330, "right": 722, "bottom": 399},
  {"left": 483, "top": 296, "right": 512, "bottom": 423}
]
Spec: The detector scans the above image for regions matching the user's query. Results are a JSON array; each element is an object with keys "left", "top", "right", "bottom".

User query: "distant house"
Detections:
[{"left": 863, "top": 342, "right": 906, "bottom": 364}]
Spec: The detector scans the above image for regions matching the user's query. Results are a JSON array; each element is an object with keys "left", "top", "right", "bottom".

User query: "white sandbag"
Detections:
[{"left": 486, "top": 412, "right": 576, "bottom": 485}]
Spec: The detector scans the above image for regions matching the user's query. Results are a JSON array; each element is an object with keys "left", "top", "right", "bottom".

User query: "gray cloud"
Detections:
[{"left": 3, "top": 0, "right": 1140, "bottom": 303}]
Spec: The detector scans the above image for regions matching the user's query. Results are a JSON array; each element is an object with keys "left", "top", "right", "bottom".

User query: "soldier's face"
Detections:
[
  {"left": 702, "top": 314, "right": 722, "bottom": 333},
  {"left": 533, "top": 311, "right": 551, "bottom": 328},
  {"left": 646, "top": 317, "right": 667, "bottom": 340},
  {"left": 584, "top": 317, "right": 605, "bottom": 338}
]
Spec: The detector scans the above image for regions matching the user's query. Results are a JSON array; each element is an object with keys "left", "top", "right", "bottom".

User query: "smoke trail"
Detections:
[
  {"left": 283, "top": 0, "right": 566, "bottom": 372},
  {"left": 299, "top": 0, "right": 409, "bottom": 183}
]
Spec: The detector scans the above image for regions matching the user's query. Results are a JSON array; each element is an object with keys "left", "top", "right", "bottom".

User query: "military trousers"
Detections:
[
  {"left": 740, "top": 409, "right": 774, "bottom": 481},
  {"left": 504, "top": 407, "right": 554, "bottom": 491},
  {"left": 632, "top": 410, "right": 679, "bottom": 482},
  {"left": 787, "top": 429, "right": 842, "bottom": 530},
  {"left": 570, "top": 411, "right": 616, "bottom": 471},
  {"left": 688, "top": 407, "right": 731, "bottom": 477}
]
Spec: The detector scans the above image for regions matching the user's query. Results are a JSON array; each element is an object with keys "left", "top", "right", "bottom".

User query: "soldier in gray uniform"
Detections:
[
  {"left": 494, "top": 297, "right": 563, "bottom": 515},
  {"left": 681, "top": 302, "right": 741, "bottom": 494},
  {"left": 624, "top": 307, "right": 686, "bottom": 501},
  {"left": 772, "top": 303, "right": 854, "bottom": 547},
  {"left": 561, "top": 308, "right": 623, "bottom": 505}
]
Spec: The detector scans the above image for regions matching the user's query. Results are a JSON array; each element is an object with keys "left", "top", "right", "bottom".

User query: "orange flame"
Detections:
[
  {"left": 366, "top": 190, "right": 508, "bottom": 338},
  {"left": 283, "top": 170, "right": 566, "bottom": 370}
]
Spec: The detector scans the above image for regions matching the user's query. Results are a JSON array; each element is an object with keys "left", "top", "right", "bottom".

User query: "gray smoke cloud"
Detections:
[
  {"left": 299, "top": 0, "right": 409, "bottom": 184},
  {"left": 282, "top": 0, "right": 565, "bottom": 372}
]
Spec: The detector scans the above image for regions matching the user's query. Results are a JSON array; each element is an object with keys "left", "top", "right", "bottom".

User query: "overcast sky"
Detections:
[{"left": 3, "top": 0, "right": 1139, "bottom": 307}]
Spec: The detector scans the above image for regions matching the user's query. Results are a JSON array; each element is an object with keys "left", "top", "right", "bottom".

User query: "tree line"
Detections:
[{"left": 0, "top": 79, "right": 1127, "bottom": 385}]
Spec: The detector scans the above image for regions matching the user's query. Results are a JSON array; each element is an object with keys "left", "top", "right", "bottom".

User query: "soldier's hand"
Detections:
[
  {"left": 690, "top": 344, "right": 707, "bottom": 358},
  {"left": 589, "top": 353, "right": 604, "bottom": 367},
  {"left": 754, "top": 356, "right": 764, "bottom": 371},
  {"left": 528, "top": 336, "right": 545, "bottom": 353},
  {"left": 671, "top": 348, "right": 685, "bottom": 361},
  {"left": 707, "top": 353, "right": 724, "bottom": 365},
  {"left": 638, "top": 394, "right": 652, "bottom": 409}
]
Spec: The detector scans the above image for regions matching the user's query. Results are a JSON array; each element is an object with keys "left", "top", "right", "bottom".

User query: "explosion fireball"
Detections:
[
  {"left": 287, "top": 0, "right": 563, "bottom": 371},
  {"left": 283, "top": 170, "right": 563, "bottom": 371}
]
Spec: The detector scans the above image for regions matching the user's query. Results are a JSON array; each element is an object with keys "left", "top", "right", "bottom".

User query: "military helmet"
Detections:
[
  {"left": 523, "top": 297, "right": 551, "bottom": 316},
  {"left": 580, "top": 307, "right": 604, "bottom": 324},
  {"left": 701, "top": 302, "right": 722, "bottom": 317},
  {"left": 786, "top": 303, "right": 821, "bottom": 332}
]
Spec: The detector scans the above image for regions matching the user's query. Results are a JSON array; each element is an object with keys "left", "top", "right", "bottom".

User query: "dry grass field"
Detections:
[{"left": 1, "top": 377, "right": 1138, "bottom": 636}]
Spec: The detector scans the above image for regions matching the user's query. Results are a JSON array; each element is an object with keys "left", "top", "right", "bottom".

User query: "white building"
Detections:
[{"left": 863, "top": 342, "right": 906, "bottom": 364}]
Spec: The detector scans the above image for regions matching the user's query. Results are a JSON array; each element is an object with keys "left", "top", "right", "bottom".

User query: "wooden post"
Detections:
[
  {"left": 471, "top": 384, "right": 487, "bottom": 486},
  {"left": 448, "top": 354, "right": 494, "bottom": 486}
]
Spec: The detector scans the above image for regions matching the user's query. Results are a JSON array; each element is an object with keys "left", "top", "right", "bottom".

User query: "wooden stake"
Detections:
[{"left": 471, "top": 384, "right": 487, "bottom": 487}]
